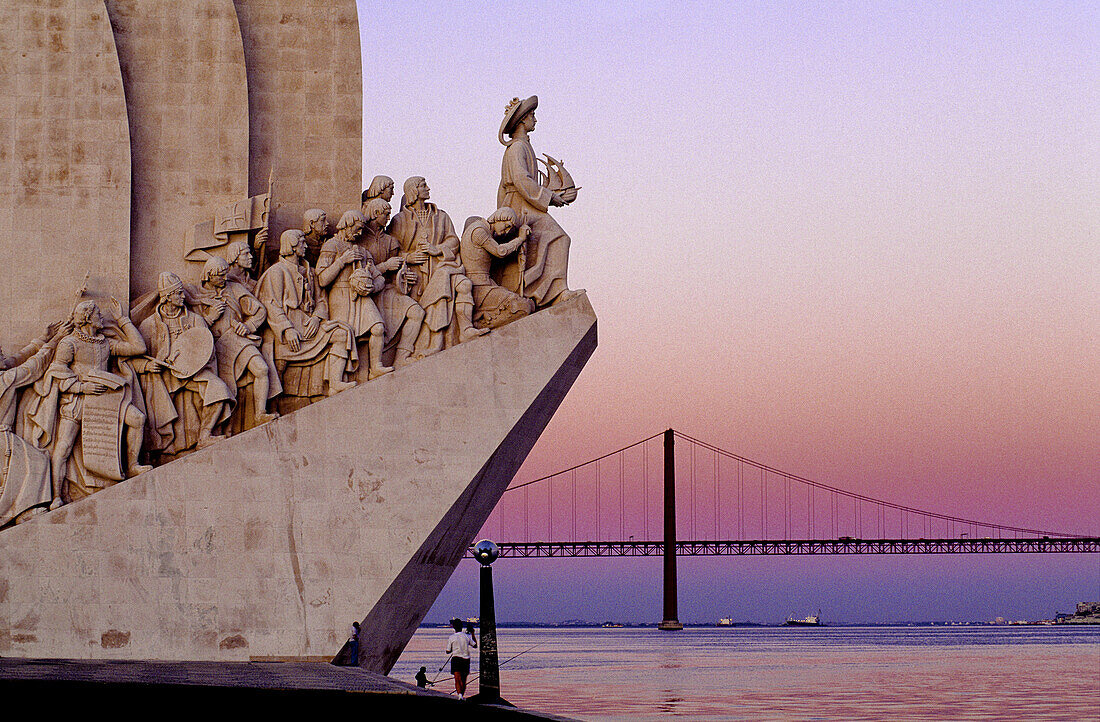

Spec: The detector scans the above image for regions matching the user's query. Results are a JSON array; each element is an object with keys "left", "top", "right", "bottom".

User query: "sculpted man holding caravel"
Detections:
[
  {"left": 0, "top": 94, "right": 581, "bottom": 523},
  {"left": 497, "top": 95, "right": 584, "bottom": 308}
]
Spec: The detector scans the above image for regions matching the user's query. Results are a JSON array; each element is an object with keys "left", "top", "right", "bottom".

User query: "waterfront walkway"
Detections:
[{"left": 0, "top": 658, "right": 574, "bottom": 719}]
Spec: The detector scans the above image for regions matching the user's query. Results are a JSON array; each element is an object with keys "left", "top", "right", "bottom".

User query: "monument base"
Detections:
[{"left": 0, "top": 295, "right": 597, "bottom": 670}]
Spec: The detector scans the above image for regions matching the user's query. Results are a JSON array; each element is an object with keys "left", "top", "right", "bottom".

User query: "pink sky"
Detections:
[{"left": 358, "top": 1, "right": 1098, "bottom": 621}]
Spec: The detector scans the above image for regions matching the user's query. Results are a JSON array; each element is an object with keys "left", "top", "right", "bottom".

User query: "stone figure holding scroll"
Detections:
[
  {"left": 24, "top": 299, "right": 151, "bottom": 508},
  {"left": 460, "top": 207, "right": 536, "bottom": 329},
  {"left": 360, "top": 198, "right": 425, "bottom": 369},
  {"left": 135, "top": 273, "right": 234, "bottom": 457},
  {"left": 195, "top": 256, "right": 281, "bottom": 432},
  {"left": 257, "top": 230, "right": 357, "bottom": 405},
  {"left": 0, "top": 322, "right": 69, "bottom": 525},
  {"left": 497, "top": 95, "right": 583, "bottom": 308},
  {"left": 390, "top": 176, "right": 487, "bottom": 357},
  {"left": 316, "top": 210, "right": 392, "bottom": 381}
]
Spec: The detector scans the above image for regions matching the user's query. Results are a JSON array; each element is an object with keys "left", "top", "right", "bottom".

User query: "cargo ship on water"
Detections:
[{"left": 784, "top": 612, "right": 824, "bottom": 627}]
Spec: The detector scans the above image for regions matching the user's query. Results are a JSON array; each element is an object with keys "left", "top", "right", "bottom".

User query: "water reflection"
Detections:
[{"left": 393, "top": 626, "right": 1100, "bottom": 721}]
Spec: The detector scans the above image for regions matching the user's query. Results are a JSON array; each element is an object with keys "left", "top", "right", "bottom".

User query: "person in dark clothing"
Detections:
[
  {"left": 347, "top": 621, "right": 360, "bottom": 665},
  {"left": 415, "top": 666, "right": 429, "bottom": 688}
]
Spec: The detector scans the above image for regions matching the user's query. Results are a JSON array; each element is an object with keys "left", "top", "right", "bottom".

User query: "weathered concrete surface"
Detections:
[
  {"left": 232, "top": 1, "right": 362, "bottom": 261},
  {"left": 104, "top": 1, "right": 250, "bottom": 299},
  {"left": 0, "top": 659, "right": 574, "bottom": 718},
  {"left": 0, "top": 1, "right": 130, "bottom": 348},
  {"left": 0, "top": 295, "right": 596, "bottom": 662}
]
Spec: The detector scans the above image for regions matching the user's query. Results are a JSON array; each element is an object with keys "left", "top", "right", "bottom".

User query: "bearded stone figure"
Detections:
[
  {"left": 390, "top": 176, "right": 487, "bottom": 357},
  {"left": 360, "top": 198, "right": 425, "bottom": 368},
  {"left": 135, "top": 272, "right": 234, "bottom": 458},
  {"left": 316, "top": 210, "right": 393, "bottom": 381},
  {"left": 256, "top": 230, "right": 358, "bottom": 412},
  {"left": 194, "top": 256, "right": 281, "bottom": 434}
]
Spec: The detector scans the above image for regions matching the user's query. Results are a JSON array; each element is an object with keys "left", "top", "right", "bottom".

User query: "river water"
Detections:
[{"left": 391, "top": 625, "right": 1099, "bottom": 721}]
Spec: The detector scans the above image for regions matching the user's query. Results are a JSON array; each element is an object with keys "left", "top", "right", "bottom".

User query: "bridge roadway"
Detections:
[{"left": 466, "top": 537, "right": 1100, "bottom": 558}]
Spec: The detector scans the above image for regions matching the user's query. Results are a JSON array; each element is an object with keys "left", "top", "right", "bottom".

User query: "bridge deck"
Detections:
[{"left": 469, "top": 537, "right": 1100, "bottom": 558}]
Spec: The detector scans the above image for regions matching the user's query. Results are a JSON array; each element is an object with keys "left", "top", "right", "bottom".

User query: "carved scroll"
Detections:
[{"left": 79, "top": 370, "right": 128, "bottom": 483}]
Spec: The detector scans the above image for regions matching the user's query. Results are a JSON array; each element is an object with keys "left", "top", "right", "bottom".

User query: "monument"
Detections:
[{"left": 0, "top": 2, "right": 593, "bottom": 673}]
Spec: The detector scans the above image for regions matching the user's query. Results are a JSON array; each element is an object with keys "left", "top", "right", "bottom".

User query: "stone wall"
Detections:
[
  {"left": 0, "top": 1, "right": 130, "bottom": 348},
  {"left": 233, "top": 0, "right": 363, "bottom": 263},
  {"left": 104, "top": 0, "right": 251, "bottom": 300}
]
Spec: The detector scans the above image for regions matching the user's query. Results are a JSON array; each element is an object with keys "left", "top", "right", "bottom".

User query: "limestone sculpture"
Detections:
[
  {"left": 498, "top": 96, "right": 584, "bottom": 308},
  {"left": 0, "top": 322, "right": 70, "bottom": 525},
  {"left": 226, "top": 240, "right": 258, "bottom": 292},
  {"left": 135, "top": 273, "right": 234, "bottom": 457},
  {"left": 195, "top": 256, "right": 281, "bottom": 433},
  {"left": 316, "top": 211, "right": 393, "bottom": 381},
  {"left": 460, "top": 207, "right": 536, "bottom": 329},
  {"left": 363, "top": 175, "right": 395, "bottom": 205},
  {"left": 256, "top": 230, "right": 357, "bottom": 410},
  {"left": 390, "top": 177, "right": 488, "bottom": 357},
  {"left": 302, "top": 209, "right": 330, "bottom": 267},
  {"left": 24, "top": 299, "right": 151, "bottom": 508},
  {"left": 360, "top": 199, "right": 425, "bottom": 369}
]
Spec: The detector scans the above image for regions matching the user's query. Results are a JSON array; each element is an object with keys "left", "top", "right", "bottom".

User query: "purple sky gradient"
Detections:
[{"left": 357, "top": 1, "right": 1098, "bottom": 622}]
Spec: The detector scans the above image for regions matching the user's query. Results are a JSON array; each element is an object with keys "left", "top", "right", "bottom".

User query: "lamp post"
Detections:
[{"left": 469, "top": 539, "right": 511, "bottom": 706}]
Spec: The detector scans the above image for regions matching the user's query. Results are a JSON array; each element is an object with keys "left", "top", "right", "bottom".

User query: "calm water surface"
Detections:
[{"left": 392, "top": 626, "right": 1100, "bottom": 721}]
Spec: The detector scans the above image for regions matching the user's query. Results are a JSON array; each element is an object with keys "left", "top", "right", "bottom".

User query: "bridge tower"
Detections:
[{"left": 658, "top": 428, "right": 684, "bottom": 630}]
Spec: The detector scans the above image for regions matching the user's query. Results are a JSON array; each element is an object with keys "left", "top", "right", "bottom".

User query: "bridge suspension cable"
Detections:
[{"left": 483, "top": 429, "right": 1086, "bottom": 545}]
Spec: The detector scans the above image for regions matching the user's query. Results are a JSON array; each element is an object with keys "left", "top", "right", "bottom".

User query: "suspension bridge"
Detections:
[{"left": 467, "top": 429, "right": 1099, "bottom": 628}]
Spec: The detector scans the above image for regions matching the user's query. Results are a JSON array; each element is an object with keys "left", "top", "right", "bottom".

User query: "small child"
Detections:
[{"left": 415, "top": 666, "right": 428, "bottom": 688}]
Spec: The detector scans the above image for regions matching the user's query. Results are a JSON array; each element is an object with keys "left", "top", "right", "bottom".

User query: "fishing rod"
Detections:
[{"left": 466, "top": 643, "right": 541, "bottom": 684}]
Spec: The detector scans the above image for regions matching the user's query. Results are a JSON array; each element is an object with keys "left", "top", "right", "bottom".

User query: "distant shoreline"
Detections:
[{"left": 419, "top": 620, "right": 1097, "bottom": 629}]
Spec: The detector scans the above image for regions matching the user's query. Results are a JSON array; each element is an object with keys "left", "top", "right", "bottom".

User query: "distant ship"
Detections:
[
  {"left": 784, "top": 612, "right": 824, "bottom": 627},
  {"left": 717, "top": 617, "right": 733, "bottom": 626},
  {"left": 601, "top": 621, "right": 624, "bottom": 628}
]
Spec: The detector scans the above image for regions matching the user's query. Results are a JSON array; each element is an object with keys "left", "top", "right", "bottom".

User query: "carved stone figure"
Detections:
[
  {"left": 226, "top": 239, "right": 258, "bottom": 292},
  {"left": 256, "top": 230, "right": 358, "bottom": 408},
  {"left": 24, "top": 300, "right": 150, "bottom": 508},
  {"left": 316, "top": 210, "right": 393, "bottom": 381},
  {"left": 460, "top": 207, "right": 536, "bottom": 329},
  {"left": 360, "top": 199, "right": 425, "bottom": 369},
  {"left": 302, "top": 208, "right": 330, "bottom": 267},
  {"left": 195, "top": 256, "right": 281, "bottom": 432},
  {"left": 497, "top": 95, "right": 584, "bottom": 308},
  {"left": 0, "top": 322, "right": 69, "bottom": 525},
  {"left": 362, "top": 175, "right": 395, "bottom": 206},
  {"left": 136, "top": 273, "right": 234, "bottom": 457},
  {"left": 390, "top": 177, "right": 488, "bottom": 357}
]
